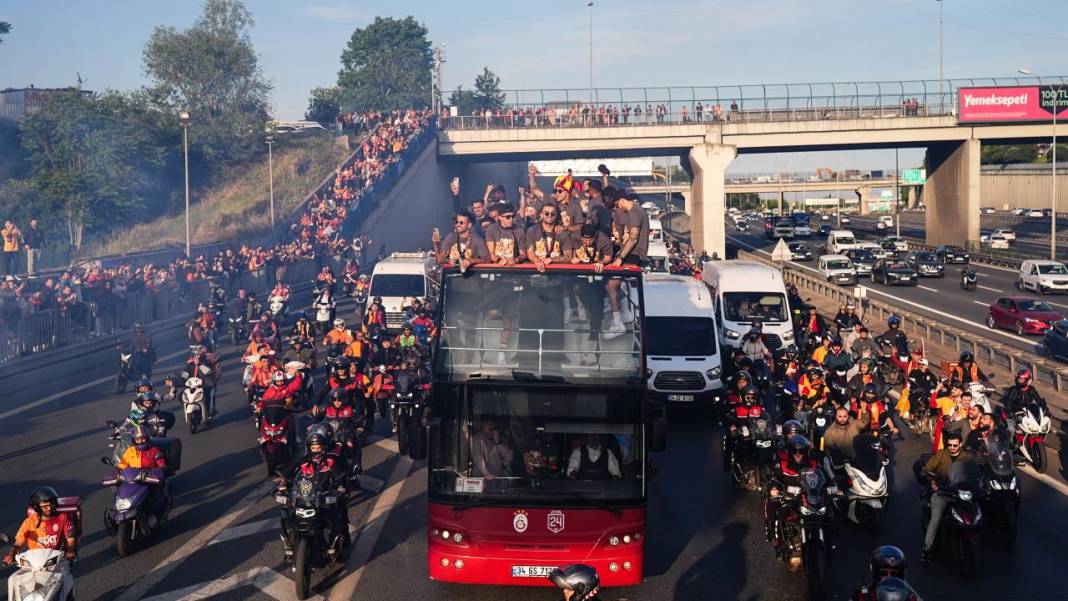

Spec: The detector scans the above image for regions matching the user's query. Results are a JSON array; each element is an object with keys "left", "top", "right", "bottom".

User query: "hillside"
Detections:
[{"left": 85, "top": 130, "right": 352, "bottom": 256}]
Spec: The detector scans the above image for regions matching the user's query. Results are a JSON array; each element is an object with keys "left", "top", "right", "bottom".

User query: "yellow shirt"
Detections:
[{"left": 811, "top": 346, "right": 828, "bottom": 365}]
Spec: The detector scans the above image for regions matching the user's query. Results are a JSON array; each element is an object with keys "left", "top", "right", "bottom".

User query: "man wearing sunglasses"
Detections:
[
  {"left": 485, "top": 202, "right": 526, "bottom": 266},
  {"left": 525, "top": 203, "right": 566, "bottom": 272},
  {"left": 917, "top": 430, "right": 978, "bottom": 564},
  {"left": 431, "top": 211, "right": 489, "bottom": 270}
]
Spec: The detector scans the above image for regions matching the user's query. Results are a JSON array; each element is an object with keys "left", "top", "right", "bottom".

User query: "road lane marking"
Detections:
[
  {"left": 972, "top": 301, "right": 990, "bottom": 307},
  {"left": 327, "top": 457, "right": 414, "bottom": 601},
  {"left": 139, "top": 566, "right": 323, "bottom": 601},
  {"left": 978, "top": 285, "right": 1001, "bottom": 292},
  {"left": 918, "top": 285, "right": 938, "bottom": 292},
  {"left": 1020, "top": 465, "right": 1068, "bottom": 498},
  {"left": 207, "top": 517, "right": 275, "bottom": 546},
  {"left": 727, "top": 236, "right": 1037, "bottom": 347},
  {"left": 0, "top": 348, "right": 189, "bottom": 420}
]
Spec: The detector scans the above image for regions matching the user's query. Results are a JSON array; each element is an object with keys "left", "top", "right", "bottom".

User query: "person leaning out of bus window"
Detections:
[
  {"left": 567, "top": 434, "right": 622, "bottom": 480},
  {"left": 471, "top": 421, "right": 514, "bottom": 480}
]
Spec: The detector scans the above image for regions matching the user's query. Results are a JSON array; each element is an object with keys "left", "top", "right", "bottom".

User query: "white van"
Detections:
[
  {"left": 818, "top": 254, "right": 858, "bottom": 285},
  {"left": 701, "top": 260, "right": 796, "bottom": 350},
  {"left": 1019, "top": 259, "right": 1068, "bottom": 294},
  {"left": 643, "top": 274, "right": 723, "bottom": 406},
  {"left": 647, "top": 218, "right": 669, "bottom": 271},
  {"left": 826, "top": 229, "right": 857, "bottom": 254},
  {"left": 369, "top": 252, "right": 441, "bottom": 331}
]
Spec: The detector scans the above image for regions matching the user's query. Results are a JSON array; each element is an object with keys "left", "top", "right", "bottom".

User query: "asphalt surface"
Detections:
[{"left": 852, "top": 212, "right": 1068, "bottom": 260}]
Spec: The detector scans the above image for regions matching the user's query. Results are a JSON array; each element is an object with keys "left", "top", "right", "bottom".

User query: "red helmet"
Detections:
[{"left": 1016, "top": 368, "right": 1032, "bottom": 384}]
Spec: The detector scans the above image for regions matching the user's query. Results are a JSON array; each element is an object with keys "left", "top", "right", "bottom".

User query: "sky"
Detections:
[{"left": 3, "top": 0, "right": 1067, "bottom": 172}]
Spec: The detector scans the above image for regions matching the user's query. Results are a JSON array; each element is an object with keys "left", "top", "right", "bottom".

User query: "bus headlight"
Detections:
[{"left": 609, "top": 536, "right": 620, "bottom": 546}]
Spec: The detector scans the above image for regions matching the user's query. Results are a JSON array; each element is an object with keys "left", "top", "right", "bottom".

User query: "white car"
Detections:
[
  {"left": 1028, "top": 209, "right": 1045, "bottom": 218},
  {"left": 882, "top": 236, "right": 908, "bottom": 252},
  {"left": 988, "top": 235, "right": 1010, "bottom": 250},
  {"left": 1013, "top": 208, "right": 1028, "bottom": 216},
  {"left": 840, "top": 215, "right": 852, "bottom": 225},
  {"left": 992, "top": 228, "right": 1015, "bottom": 241},
  {"left": 980, "top": 207, "right": 997, "bottom": 215},
  {"left": 1018, "top": 260, "right": 1068, "bottom": 294},
  {"left": 856, "top": 241, "right": 889, "bottom": 260},
  {"left": 818, "top": 254, "right": 858, "bottom": 285}
]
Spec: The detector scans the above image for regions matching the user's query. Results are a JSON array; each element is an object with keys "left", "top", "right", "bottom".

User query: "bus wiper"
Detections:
[
  {"left": 450, "top": 483, "right": 541, "bottom": 514},
  {"left": 566, "top": 492, "right": 624, "bottom": 517}
]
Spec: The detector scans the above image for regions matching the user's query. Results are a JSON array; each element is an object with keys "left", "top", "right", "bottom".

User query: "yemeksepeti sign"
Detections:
[{"left": 958, "top": 85, "right": 1068, "bottom": 124}]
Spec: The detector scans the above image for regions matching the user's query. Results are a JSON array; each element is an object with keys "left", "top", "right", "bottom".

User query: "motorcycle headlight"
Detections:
[
  {"left": 989, "top": 479, "right": 1002, "bottom": 491},
  {"left": 958, "top": 490, "right": 972, "bottom": 501},
  {"left": 115, "top": 498, "right": 133, "bottom": 511},
  {"left": 295, "top": 508, "right": 317, "bottom": 518}
]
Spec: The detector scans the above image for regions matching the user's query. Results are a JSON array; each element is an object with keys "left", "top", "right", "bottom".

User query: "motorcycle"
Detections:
[
  {"left": 115, "top": 344, "right": 151, "bottom": 394},
  {"left": 824, "top": 434, "right": 888, "bottom": 535},
  {"left": 1014, "top": 401, "right": 1051, "bottom": 472},
  {"left": 980, "top": 431, "right": 1020, "bottom": 545},
  {"left": 390, "top": 390, "right": 424, "bottom": 457},
  {"left": 259, "top": 406, "right": 294, "bottom": 479},
  {"left": 181, "top": 376, "right": 207, "bottom": 434},
  {"left": 322, "top": 415, "right": 364, "bottom": 485},
  {"left": 100, "top": 459, "right": 176, "bottom": 557},
  {"left": 353, "top": 289, "right": 368, "bottom": 322},
  {"left": 0, "top": 532, "right": 75, "bottom": 601},
  {"left": 269, "top": 295, "right": 289, "bottom": 324},
  {"left": 876, "top": 339, "right": 907, "bottom": 386},
  {"left": 965, "top": 380, "right": 997, "bottom": 414},
  {"left": 960, "top": 267, "right": 977, "bottom": 291},
  {"left": 921, "top": 461, "right": 984, "bottom": 578},
  {"left": 772, "top": 468, "right": 835, "bottom": 601},
  {"left": 277, "top": 472, "right": 348, "bottom": 600},
  {"left": 313, "top": 292, "right": 335, "bottom": 332},
  {"left": 806, "top": 404, "right": 833, "bottom": 454},
  {"left": 728, "top": 412, "right": 775, "bottom": 491},
  {"left": 229, "top": 315, "right": 248, "bottom": 347}
]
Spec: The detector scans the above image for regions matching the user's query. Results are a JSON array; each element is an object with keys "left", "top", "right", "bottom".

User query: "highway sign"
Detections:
[{"left": 902, "top": 169, "right": 926, "bottom": 184}]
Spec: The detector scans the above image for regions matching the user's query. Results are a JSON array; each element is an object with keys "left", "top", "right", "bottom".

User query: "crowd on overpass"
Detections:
[
  {"left": 438, "top": 100, "right": 743, "bottom": 129},
  {"left": 0, "top": 109, "right": 436, "bottom": 351}
]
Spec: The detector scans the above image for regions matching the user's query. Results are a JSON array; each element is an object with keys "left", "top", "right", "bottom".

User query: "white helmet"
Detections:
[{"left": 334, "top": 318, "right": 345, "bottom": 328}]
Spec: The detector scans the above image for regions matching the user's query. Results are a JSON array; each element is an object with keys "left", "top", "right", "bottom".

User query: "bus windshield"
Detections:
[
  {"left": 434, "top": 269, "right": 643, "bottom": 384},
  {"left": 722, "top": 292, "right": 788, "bottom": 323},
  {"left": 429, "top": 384, "right": 645, "bottom": 505}
]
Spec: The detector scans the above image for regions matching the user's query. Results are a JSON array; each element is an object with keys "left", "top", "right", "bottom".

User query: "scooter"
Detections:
[
  {"left": 825, "top": 434, "right": 889, "bottom": 535},
  {"left": 269, "top": 295, "right": 289, "bottom": 324},
  {"left": 101, "top": 461, "right": 174, "bottom": 557},
  {"left": 1014, "top": 402, "right": 1052, "bottom": 472},
  {"left": 0, "top": 533, "right": 74, "bottom": 601},
  {"left": 965, "top": 380, "right": 997, "bottom": 414},
  {"left": 313, "top": 293, "right": 335, "bottom": 333},
  {"left": 960, "top": 267, "right": 977, "bottom": 291},
  {"left": 181, "top": 376, "right": 207, "bottom": 434}
]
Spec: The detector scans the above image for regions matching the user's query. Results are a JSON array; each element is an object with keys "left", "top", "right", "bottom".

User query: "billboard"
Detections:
[{"left": 958, "top": 85, "right": 1068, "bottom": 124}]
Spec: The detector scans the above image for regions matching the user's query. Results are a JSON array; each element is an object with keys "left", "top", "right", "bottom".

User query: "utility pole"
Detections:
[
  {"left": 588, "top": 1, "right": 594, "bottom": 105},
  {"left": 937, "top": 0, "right": 944, "bottom": 114},
  {"left": 432, "top": 45, "right": 446, "bottom": 116},
  {"left": 895, "top": 148, "right": 901, "bottom": 237}
]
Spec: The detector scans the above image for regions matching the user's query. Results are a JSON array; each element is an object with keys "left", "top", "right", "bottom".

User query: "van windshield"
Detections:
[
  {"left": 645, "top": 317, "right": 717, "bottom": 356},
  {"left": 826, "top": 259, "right": 852, "bottom": 270},
  {"left": 833, "top": 235, "right": 855, "bottom": 245},
  {"left": 370, "top": 274, "right": 425, "bottom": 298},
  {"left": 1038, "top": 264, "right": 1068, "bottom": 275},
  {"left": 722, "top": 292, "right": 788, "bottom": 323}
]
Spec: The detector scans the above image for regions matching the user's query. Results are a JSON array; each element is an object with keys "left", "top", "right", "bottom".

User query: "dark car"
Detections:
[
  {"left": 844, "top": 248, "right": 876, "bottom": 277},
  {"left": 936, "top": 245, "right": 970, "bottom": 264},
  {"left": 735, "top": 221, "right": 751, "bottom": 231},
  {"left": 872, "top": 259, "right": 918, "bottom": 286},
  {"left": 817, "top": 224, "right": 833, "bottom": 236},
  {"left": 878, "top": 239, "right": 902, "bottom": 259},
  {"left": 788, "top": 242, "right": 813, "bottom": 261},
  {"left": 987, "top": 296, "right": 1064, "bottom": 336},
  {"left": 1043, "top": 319, "right": 1068, "bottom": 360},
  {"left": 764, "top": 216, "right": 775, "bottom": 239},
  {"left": 905, "top": 251, "right": 945, "bottom": 277}
]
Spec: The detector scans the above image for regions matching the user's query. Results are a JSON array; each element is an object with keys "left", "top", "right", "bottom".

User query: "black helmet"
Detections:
[
  {"left": 874, "top": 577, "right": 911, "bottom": 601},
  {"left": 782, "top": 419, "right": 803, "bottom": 437},
  {"left": 548, "top": 564, "right": 600, "bottom": 601},
  {"left": 959, "top": 351, "right": 974, "bottom": 362},
  {"left": 137, "top": 378, "right": 152, "bottom": 390},
  {"left": 787, "top": 435, "right": 811, "bottom": 456},
  {"left": 783, "top": 345, "right": 799, "bottom": 360},
  {"left": 734, "top": 371, "right": 752, "bottom": 386},
  {"left": 808, "top": 367, "right": 825, "bottom": 379},
  {"left": 862, "top": 383, "right": 878, "bottom": 398},
  {"left": 28, "top": 486, "right": 59, "bottom": 515},
  {"left": 871, "top": 545, "right": 907, "bottom": 581},
  {"left": 327, "top": 388, "right": 346, "bottom": 403},
  {"left": 306, "top": 432, "right": 327, "bottom": 456},
  {"left": 742, "top": 386, "right": 759, "bottom": 405},
  {"left": 140, "top": 391, "right": 160, "bottom": 406},
  {"left": 737, "top": 356, "right": 754, "bottom": 371}
]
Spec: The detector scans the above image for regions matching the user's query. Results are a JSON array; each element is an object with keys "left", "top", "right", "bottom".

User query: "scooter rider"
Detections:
[
  {"left": 283, "top": 432, "right": 351, "bottom": 552},
  {"left": 740, "top": 326, "right": 772, "bottom": 377},
  {"left": 549, "top": 564, "right": 602, "bottom": 601},
  {"left": 904, "top": 358, "right": 938, "bottom": 420},
  {"left": 850, "top": 546, "right": 921, "bottom": 601},
  {"left": 948, "top": 351, "right": 989, "bottom": 388},
  {"left": 834, "top": 303, "right": 862, "bottom": 336},
  {"left": 257, "top": 370, "right": 303, "bottom": 414},
  {"left": 1001, "top": 368, "right": 1047, "bottom": 432},
  {"left": 917, "top": 430, "right": 978, "bottom": 563},
  {"left": 878, "top": 316, "right": 909, "bottom": 360},
  {"left": 3, "top": 487, "right": 79, "bottom": 601}
]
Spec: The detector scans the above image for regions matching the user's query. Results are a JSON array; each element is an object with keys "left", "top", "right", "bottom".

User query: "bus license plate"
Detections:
[
  {"left": 668, "top": 394, "right": 694, "bottom": 402},
  {"left": 512, "top": 565, "right": 557, "bottom": 578}
]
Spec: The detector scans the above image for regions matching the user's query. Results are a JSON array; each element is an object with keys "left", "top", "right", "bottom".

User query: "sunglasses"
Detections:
[
  {"left": 500, "top": 214, "right": 515, "bottom": 219},
  {"left": 542, "top": 211, "right": 558, "bottom": 216},
  {"left": 946, "top": 443, "right": 961, "bottom": 449}
]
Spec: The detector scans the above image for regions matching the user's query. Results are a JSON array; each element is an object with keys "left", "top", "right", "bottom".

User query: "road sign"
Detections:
[
  {"left": 902, "top": 169, "right": 926, "bottom": 184},
  {"left": 771, "top": 238, "right": 792, "bottom": 262}
]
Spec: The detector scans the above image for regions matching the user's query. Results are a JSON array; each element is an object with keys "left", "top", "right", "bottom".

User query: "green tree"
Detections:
[
  {"left": 447, "top": 85, "right": 476, "bottom": 116},
  {"left": 19, "top": 91, "right": 171, "bottom": 249},
  {"left": 981, "top": 144, "right": 1038, "bottom": 165},
  {"left": 472, "top": 67, "right": 505, "bottom": 112},
  {"left": 337, "top": 16, "right": 432, "bottom": 112},
  {"left": 142, "top": 0, "right": 271, "bottom": 166},
  {"left": 305, "top": 86, "right": 341, "bottom": 124},
  {"left": 0, "top": 21, "right": 11, "bottom": 44}
]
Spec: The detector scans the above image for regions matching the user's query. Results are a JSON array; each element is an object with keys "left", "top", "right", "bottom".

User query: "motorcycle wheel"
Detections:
[
  {"left": 1031, "top": 440, "right": 1047, "bottom": 473},
  {"left": 864, "top": 506, "right": 883, "bottom": 536},
  {"left": 230, "top": 328, "right": 239, "bottom": 347},
  {"left": 397, "top": 416, "right": 410, "bottom": 456},
  {"left": 1002, "top": 504, "right": 1018, "bottom": 546},
  {"left": 116, "top": 521, "right": 135, "bottom": 557},
  {"left": 294, "top": 538, "right": 312, "bottom": 600},
  {"left": 189, "top": 413, "right": 199, "bottom": 435},
  {"left": 116, "top": 370, "right": 128, "bottom": 394},
  {"left": 804, "top": 543, "right": 827, "bottom": 601},
  {"left": 958, "top": 531, "right": 981, "bottom": 579}
]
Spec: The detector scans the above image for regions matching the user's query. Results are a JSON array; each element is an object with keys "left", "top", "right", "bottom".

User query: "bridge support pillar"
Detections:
[
  {"left": 855, "top": 186, "right": 872, "bottom": 215},
  {"left": 924, "top": 138, "right": 981, "bottom": 248},
  {"left": 907, "top": 187, "right": 918, "bottom": 209},
  {"left": 689, "top": 143, "right": 736, "bottom": 259}
]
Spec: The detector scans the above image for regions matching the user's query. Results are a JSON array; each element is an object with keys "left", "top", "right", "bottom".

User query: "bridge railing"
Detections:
[{"left": 439, "top": 76, "right": 1068, "bottom": 129}]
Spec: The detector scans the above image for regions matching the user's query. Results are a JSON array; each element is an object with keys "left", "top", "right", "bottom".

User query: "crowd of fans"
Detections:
[
  {"left": 440, "top": 101, "right": 742, "bottom": 128},
  {"left": 0, "top": 109, "right": 435, "bottom": 345}
]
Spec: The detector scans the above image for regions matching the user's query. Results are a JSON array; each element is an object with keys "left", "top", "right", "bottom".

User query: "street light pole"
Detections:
[
  {"left": 1020, "top": 69, "right": 1061, "bottom": 260},
  {"left": 267, "top": 134, "right": 275, "bottom": 229},
  {"left": 937, "top": 0, "right": 944, "bottom": 114},
  {"left": 895, "top": 148, "right": 901, "bottom": 237},
  {"left": 178, "top": 110, "right": 191, "bottom": 258},
  {"left": 588, "top": 1, "right": 593, "bottom": 105}
]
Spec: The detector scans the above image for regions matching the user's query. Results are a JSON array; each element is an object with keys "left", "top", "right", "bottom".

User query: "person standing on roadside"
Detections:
[
  {"left": 2, "top": 221, "right": 21, "bottom": 276},
  {"left": 23, "top": 219, "right": 44, "bottom": 276}
]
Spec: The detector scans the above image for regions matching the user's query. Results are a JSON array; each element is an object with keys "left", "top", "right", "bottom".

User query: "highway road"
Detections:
[
  {"left": 3, "top": 292, "right": 1068, "bottom": 601},
  {"left": 849, "top": 213, "right": 1068, "bottom": 260}
]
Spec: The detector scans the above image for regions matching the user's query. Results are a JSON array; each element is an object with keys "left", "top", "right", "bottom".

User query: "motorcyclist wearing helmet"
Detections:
[
  {"left": 370, "top": 336, "right": 399, "bottom": 370},
  {"left": 1002, "top": 368, "right": 1047, "bottom": 433},
  {"left": 396, "top": 324, "right": 418, "bottom": 351},
  {"left": 725, "top": 370, "right": 753, "bottom": 406},
  {"left": 834, "top": 303, "right": 862, "bottom": 336},
  {"left": 289, "top": 312, "right": 316, "bottom": 344},
  {"left": 252, "top": 313, "right": 280, "bottom": 349},
  {"left": 850, "top": 547, "right": 920, "bottom": 601},
  {"left": 314, "top": 360, "right": 360, "bottom": 416},
  {"left": 850, "top": 383, "right": 898, "bottom": 435},
  {"left": 135, "top": 377, "right": 154, "bottom": 399},
  {"left": 872, "top": 577, "right": 917, "bottom": 601},
  {"left": 902, "top": 357, "right": 938, "bottom": 421},
  {"left": 917, "top": 429, "right": 978, "bottom": 563},
  {"left": 948, "top": 351, "right": 988, "bottom": 388},
  {"left": 284, "top": 433, "right": 351, "bottom": 551},
  {"left": 796, "top": 367, "right": 830, "bottom": 427},
  {"left": 821, "top": 337, "right": 853, "bottom": 374},
  {"left": 117, "top": 425, "right": 168, "bottom": 470},
  {"left": 765, "top": 435, "right": 823, "bottom": 567},
  {"left": 365, "top": 297, "right": 386, "bottom": 329},
  {"left": 270, "top": 281, "right": 291, "bottom": 303},
  {"left": 371, "top": 364, "right": 396, "bottom": 419},
  {"left": 3, "top": 487, "right": 79, "bottom": 600},
  {"left": 127, "top": 322, "right": 155, "bottom": 364},
  {"left": 740, "top": 324, "right": 772, "bottom": 367},
  {"left": 187, "top": 344, "right": 222, "bottom": 418},
  {"left": 847, "top": 357, "right": 884, "bottom": 400},
  {"left": 723, "top": 386, "right": 765, "bottom": 472},
  {"left": 323, "top": 318, "right": 354, "bottom": 347},
  {"left": 256, "top": 369, "right": 304, "bottom": 414},
  {"left": 877, "top": 316, "right": 909, "bottom": 360},
  {"left": 775, "top": 419, "right": 805, "bottom": 452},
  {"left": 343, "top": 329, "right": 370, "bottom": 367},
  {"left": 283, "top": 337, "right": 317, "bottom": 371},
  {"left": 549, "top": 564, "right": 601, "bottom": 601}
]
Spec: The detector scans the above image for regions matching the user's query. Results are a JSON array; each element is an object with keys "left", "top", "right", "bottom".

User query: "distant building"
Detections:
[{"left": 0, "top": 87, "right": 91, "bottom": 123}]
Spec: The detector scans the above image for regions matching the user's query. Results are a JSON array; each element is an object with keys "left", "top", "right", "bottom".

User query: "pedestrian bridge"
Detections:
[{"left": 437, "top": 76, "right": 1068, "bottom": 257}]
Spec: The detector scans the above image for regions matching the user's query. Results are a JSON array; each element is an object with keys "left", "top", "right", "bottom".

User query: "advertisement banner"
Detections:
[{"left": 958, "top": 85, "right": 1068, "bottom": 124}]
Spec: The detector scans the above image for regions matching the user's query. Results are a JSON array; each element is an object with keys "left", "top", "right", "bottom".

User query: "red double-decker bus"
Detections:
[{"left": 423, "top": 263, "right": 660, "bottom": 586}]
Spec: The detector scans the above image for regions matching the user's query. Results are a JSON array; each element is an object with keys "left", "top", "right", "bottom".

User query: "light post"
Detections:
[
  {"left": 1019, "top": 68, "right": 1062, "bottom": 260},
  {"left": 178, "top": 110, "right": 191, "bottom": 258},
  {"left": 587, "top": 1, "right": 594, "bottom": 106},
  {"left": 266, "top": 132, "right": 275, "bottom": 229},
  {"left": 895, "top": 148, "right": 901, "bottom": 237},
  {"left": 937, "top": 0, "right": 944, "bottom": 114}
]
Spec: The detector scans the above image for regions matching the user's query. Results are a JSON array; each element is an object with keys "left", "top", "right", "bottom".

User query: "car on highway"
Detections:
[
  {"left": 764, "top": 216, "right": 775, "bottom": 238},
  {"left": 980, "top": 207, "right": 997, "bottom": 214},
  {"left": 1013, "top": 208, "right": 1028, "bottom": 216},
  {"left": 905, "top": 251, "right": 945, "bottom": 277},
  {"left": 734, "top": 220, "right": 751, "bottom": 231},
  {"left": 881, "top": 235, "right": 908, "bottom": 252},
  {"left": 840, "top": 215, "right": 852, "bottom": 225},
  {"left": 788, "top": 242, "right": 813, "bottom": 261},
  {"left": 1018, "top": 259, "right": 1068, "bottom": 295},
  {"left": 935, "top": 245, "right": 970, "bottom": 264},
  {"left": 984, "top": 234, "right": 1010, "bottom": 250},
  {"left": 844, "top": 248, "right": 876, "bottom": 277},
  {"left": 818, "top": 254, "right": 857, "bottom": 285},
  {"left": 1042, "top": 320, "right": 1068, "bottom": 360},
  {"left": 817, "top": 223, "right": 833, "bottom": 236},
  {"left": 875, "top": 215, "right": 894, "bottom": 231},
  {"left": 871, "top": 259, "right": 918, "bottom": 286},
  {"left": 856, "top": 241, "right": 890, "bottom": 260},
  {"left": 773, "top": 218, "right": 796, "bottom": 239},
  {"left": 986, "top": 296, "right": 1064, "bottom": 336},
  {"left": 1027, "top": 208, "right": 1045, "bottom": 218},
  {"left": 992, "top": 227, "right": 1016, "bottom": 241}
]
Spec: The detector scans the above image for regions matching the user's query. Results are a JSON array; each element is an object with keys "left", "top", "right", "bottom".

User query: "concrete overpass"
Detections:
[{"left": 437, "top": 76, "right": 1068, "bottom": 257}]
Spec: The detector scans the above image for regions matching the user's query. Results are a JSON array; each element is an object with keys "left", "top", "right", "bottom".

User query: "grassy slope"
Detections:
[{"left": 87, "top": 130, "right": 352, "bottom": 256}]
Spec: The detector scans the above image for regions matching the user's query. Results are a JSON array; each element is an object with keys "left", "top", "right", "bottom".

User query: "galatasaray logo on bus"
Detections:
[
  {"left": 513, "top": 510, "right": 528, "bottom": 533},
  {"left": 547, "top": 510, "right": 565, "bottom": 533}
]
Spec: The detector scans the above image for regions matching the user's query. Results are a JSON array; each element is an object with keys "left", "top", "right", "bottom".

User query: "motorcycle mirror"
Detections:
[
  {"left": 100, "top": 456, "right": 114, "bottom": 466},
  {"left": 0, "top": 533, "right": 9, "bottom": 544}
]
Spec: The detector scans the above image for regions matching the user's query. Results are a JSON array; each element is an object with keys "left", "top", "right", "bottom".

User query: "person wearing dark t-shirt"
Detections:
[
  {"left": 485, "top": 203, "right": 526, "bottom": 265},
  {"left": 432, "top": 211, "right": 490, "bottom": 269},
  {"left": 611, "top": 191, "right": 650, "bottom": 266},
  {"left": 525, "top": 204, "right": 566, "bottom": 272},
  {"left": 566, "top": 224, "right": 613, "bottom": 273}
]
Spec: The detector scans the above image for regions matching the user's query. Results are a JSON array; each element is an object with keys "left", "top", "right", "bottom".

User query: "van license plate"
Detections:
[{"left": 668, "top": 394, "right": 694, "bottom": 402}]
